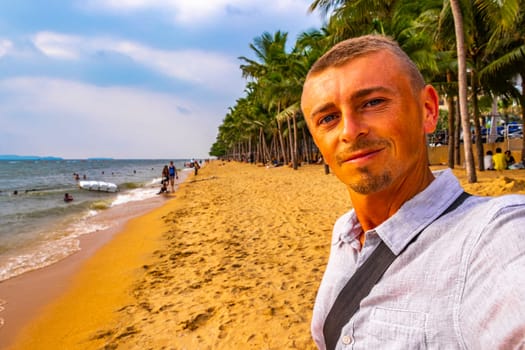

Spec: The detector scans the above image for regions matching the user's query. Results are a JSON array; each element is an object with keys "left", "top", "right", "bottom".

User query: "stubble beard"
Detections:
[
  {"left": 348, "top": 167, "right": 393, "bottom": 194},
  {"left": 335, "top": 139, "right": 393, "bottom": 194}
]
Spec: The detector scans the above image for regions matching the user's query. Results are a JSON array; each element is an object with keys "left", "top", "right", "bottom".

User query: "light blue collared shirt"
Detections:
[{"left": 312, "top": 169, "right": 525, "bottom": 349}]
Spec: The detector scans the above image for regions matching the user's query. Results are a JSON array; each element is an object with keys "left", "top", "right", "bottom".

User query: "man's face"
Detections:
[{"left": 301, "top": 50, "right": 437, "bottom": 195}]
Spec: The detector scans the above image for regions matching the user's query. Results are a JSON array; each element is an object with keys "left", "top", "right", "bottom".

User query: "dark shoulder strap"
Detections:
[{"left": 323, "top": 191, "right": 471, "bottom": 350}]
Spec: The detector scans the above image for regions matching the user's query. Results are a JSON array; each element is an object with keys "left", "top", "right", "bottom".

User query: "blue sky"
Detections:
[{"left": 0, "top": 1, "right": 323, "bottom": 159}]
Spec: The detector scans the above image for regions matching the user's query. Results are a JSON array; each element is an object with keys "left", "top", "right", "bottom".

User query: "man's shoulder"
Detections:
[
  {"left": 457, "top": 193, "right": 525, "bottom": 225},
  {"left": 460, "top": 193, "right": 525, "bottom": 255},
  {"left": 472, "top": 193, "right": 525, "bottom": 212},
  {"left": 432, "top": 193, "right": 525, "bottom": 249}
]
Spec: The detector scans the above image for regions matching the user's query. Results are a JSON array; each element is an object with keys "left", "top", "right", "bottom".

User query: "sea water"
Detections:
[{"left": 0, "top": 159, "right": 190, "bottom": 282}]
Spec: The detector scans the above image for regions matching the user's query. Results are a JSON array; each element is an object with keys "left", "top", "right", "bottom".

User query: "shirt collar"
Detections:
[{"left": 333, "top": 169, "right": 464, "bottom": 254}]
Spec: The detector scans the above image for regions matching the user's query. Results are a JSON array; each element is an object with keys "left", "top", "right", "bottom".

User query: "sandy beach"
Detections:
[{"left": 3, "top": 160, "right": 525, "bottom": 349}]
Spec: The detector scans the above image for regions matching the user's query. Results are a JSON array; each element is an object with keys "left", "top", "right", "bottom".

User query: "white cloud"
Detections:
[
  {"left": 0, "top": 39, "right": 13, "bottom": 58},
  {"left": 83, "top": 0, "right": 242, "bottom": 24},
  {"left": 112, "top": 41, "right": 241, "bottom": 90},
  {"left": 0, "top": 77, "right": 219, "bottom": 158},
  {"left": 33, "top": 32, "right": 82, "bottom": 60},
  {"left": 81, "top": 0, "right": 315, "bottom": 26},
  {"left": 30, "top": 32, "right": 242, "bottom": 94}
]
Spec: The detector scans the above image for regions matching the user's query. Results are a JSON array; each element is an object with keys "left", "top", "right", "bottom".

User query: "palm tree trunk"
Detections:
[
  {"left": 259, "top": 127, "right": 271, "bottom": 164},
  {"left": 450, "top": 0, "right": 477, "bottom": 182},
  {"left": 471, "top": 71, "right": 484, "bottom": 171},
  {"left": 455, "top": 99, "right": 461, "bottom": 165},
  {"left": 292, "top": 112, "right": 298, "bottom": 170},
  {"left": 275, "top": 103, "right": 287, "bottom": 165},
  {"left": 446, "top": 71, "right": 456, "bottom": 168},
  {"left": 248, "top": 137, "right": 252, "bottom": 161},
  {"left": 255, "top": 139, "right": 260, "bottom": 163},
  {"left": 269, "top": 133, "right": 277, "bottom": 162},
  {"left": 302, "top": 126, "right": 311, "bottom": 163},
  {"left": 286, "top": 115, "right": 294, "bottom": 166},
  {"left": 277, "top": 120, "right": 287, "bottom": 165}
]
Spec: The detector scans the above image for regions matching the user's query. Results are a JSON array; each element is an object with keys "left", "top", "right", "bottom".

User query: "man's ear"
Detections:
[{"left": 422, "top": 85, "right": 439, "bottom": 133}]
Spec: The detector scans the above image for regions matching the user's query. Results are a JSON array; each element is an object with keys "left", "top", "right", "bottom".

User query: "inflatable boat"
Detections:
[{"left": 78, "top": 180, "right": 118, "bottom": 193}]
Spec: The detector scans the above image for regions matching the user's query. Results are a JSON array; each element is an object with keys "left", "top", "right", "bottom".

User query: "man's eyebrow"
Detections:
[
  {"left": 351, "top": 86, "right": 393, "bottom": 100},
  {"left": 310, "top": 102, "right": 336, "bottom": 119}
]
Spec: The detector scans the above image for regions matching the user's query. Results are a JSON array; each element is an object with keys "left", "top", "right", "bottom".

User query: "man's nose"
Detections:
[{"left": 340, "top": 109, "right": 368, "bottom": 142}]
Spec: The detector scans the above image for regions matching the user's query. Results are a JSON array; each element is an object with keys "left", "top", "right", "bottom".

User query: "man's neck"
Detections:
[{"left": 350, "top": 168, "right": 435, "bottom": 234}]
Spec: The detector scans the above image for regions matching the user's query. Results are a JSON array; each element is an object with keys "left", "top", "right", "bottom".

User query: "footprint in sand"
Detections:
[{"left": 181, "top": 307, "right": 215, "bottom": 331}]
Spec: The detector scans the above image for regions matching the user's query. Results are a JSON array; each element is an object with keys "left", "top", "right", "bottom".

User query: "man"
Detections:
[{"left": 301, "top": 35, "right": 525, "bottom": 349}]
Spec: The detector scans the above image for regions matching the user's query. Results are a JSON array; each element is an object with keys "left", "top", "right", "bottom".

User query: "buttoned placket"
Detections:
[
  {"left": 339, "top": 321, "right": 355, "bottom": 348},
  {"left": 336, "top": 231, "right": 380, "bottom": 350}
]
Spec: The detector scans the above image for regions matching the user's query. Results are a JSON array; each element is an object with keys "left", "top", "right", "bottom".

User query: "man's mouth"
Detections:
[
  {"left": 337, "top": 148, "right": 384, "bottom": 165},
  {"left": 336, "top": 139, "right": 390, "bottom": 166},
  {"left": 347, "top": 149, "right": 383, "bottom": 162}
]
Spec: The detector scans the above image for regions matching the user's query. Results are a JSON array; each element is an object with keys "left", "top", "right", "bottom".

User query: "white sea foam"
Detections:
[
  {"left": 110, "top": 187, "right": 158, "bottom": 207},
  {"left": 69, "top": 220, "right": 110, "bottom": 238},
  {"left": 0, "top": 236, "right": 81, "bottom": 281}
]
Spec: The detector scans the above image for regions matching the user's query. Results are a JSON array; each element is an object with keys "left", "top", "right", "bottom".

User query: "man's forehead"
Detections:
[
  {"left": 304, "top": 57, "right": 392, "bottom": 95},
  {"left": 308, "top": 49, "right": 394, "bottom": 76}
]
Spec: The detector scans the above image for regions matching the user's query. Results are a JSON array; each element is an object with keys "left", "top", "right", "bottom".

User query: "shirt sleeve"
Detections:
[{"left": 458, "top": 196, "right": 525, "bottom": 349}]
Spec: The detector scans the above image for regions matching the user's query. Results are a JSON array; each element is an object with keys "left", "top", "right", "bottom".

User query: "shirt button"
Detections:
[{"left": 342, "top": 335, "right": 352, "bottom": 345}]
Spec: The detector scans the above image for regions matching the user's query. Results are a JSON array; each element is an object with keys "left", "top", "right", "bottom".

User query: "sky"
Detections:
[{"left": 0, "top": 1, "right": 323, "bottom": 159}]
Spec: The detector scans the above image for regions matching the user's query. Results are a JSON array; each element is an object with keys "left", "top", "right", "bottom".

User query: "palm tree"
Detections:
[
  {"left": 238, "top": 31, "right": 295, "bottom": 165},
  {"left": 238, "top": 30, "right": 321, "bottom": 169},
  {"left": 449, "top": 0, "right": 477, "bottom": 182}
]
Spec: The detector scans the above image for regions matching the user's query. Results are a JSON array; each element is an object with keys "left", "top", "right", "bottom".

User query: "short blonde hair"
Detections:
[{"left": 307, "top": 35, "right": 426, "bottom": 93}]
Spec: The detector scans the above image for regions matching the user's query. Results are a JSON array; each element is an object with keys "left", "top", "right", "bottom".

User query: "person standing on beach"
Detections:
[
  {"left": 301, "top": 34, "right": 525, "bottom": 350},
  {"left": 193, "top": 160, "right": 200, "bottom": 175},
  {"left": 168, "top": 161, "right": 178, "bottom": 192}
]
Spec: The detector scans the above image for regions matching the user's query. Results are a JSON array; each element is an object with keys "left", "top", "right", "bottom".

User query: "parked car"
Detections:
[{"left": 508, "top": 129, "right": 523, "bottom": 139}]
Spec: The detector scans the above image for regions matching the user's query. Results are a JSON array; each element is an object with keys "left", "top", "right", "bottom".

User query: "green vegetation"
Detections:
[{"left": 210, "top": 0, "right": 525, "bottom": 182}]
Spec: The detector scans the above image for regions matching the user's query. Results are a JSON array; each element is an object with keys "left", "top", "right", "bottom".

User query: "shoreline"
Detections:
[
  {"left": 0, "top": 172, "right": 189, "bottom": 349},
  {"left": 2, "top": 161, "right": 525, "bottom": 349}
]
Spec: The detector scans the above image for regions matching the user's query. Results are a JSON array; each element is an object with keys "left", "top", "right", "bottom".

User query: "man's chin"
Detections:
[{"left": 346, "top": 170, "right": 393, "bottom": 195}]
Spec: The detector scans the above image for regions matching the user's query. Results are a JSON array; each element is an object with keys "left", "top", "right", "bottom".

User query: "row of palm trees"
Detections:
[{"left": 209, "top": 0, "right": 525, "bottom": 182}]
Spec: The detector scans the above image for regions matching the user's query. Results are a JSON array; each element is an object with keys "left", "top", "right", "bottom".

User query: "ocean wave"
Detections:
[
  {"left": 0, "top": 236, "right": 81, "bottom": 282},
  {"left": 0, "top": 211, "right": 110, "bottom": 282},
  {"left": 111, "top": 187, "right": 158, "bottom": 207}
]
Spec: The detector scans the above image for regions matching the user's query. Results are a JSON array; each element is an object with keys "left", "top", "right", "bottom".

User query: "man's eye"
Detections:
[
  {"left": 364, "top": 98, "right": 385, "bottom": 108},
  {"left": 319, "top": 114, "right": 338, "bottom": 125}
]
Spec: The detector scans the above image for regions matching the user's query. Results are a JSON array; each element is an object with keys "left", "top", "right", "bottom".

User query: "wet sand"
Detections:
[{"left": 3, "top": 161, "right": 525, "bottom": 349}]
